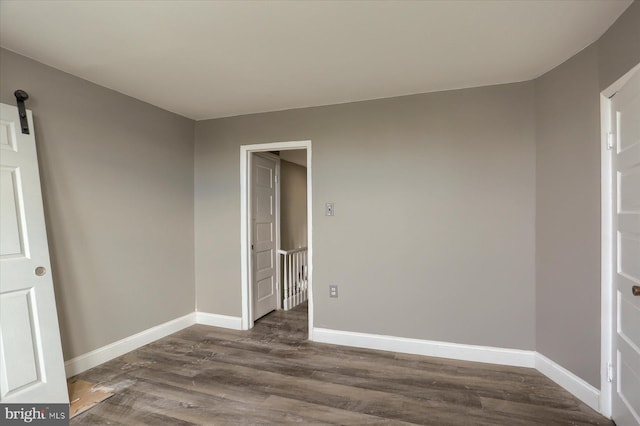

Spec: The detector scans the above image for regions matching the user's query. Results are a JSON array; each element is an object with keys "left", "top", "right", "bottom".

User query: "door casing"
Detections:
[{"left": 240, "top": 140, "right": 313, "bottom": 335}]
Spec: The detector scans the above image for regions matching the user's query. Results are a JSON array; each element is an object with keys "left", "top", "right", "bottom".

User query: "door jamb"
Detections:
[
  {"left": 600, "top": 62, "right": 640, "bottom": 418},
  {"left": 240, "top": 140, "right": 313, "bottom": 337},
  {"left": 600, "top": 88, "right": 613, "bottom": 419}
]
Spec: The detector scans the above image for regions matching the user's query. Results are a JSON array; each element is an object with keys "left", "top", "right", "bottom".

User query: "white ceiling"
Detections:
[{"left": 0, "top": 1, "right": 632, "bottom": 120}]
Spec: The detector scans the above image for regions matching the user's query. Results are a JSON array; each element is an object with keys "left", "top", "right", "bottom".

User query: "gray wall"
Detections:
[
  {"left": 280, "top": 158, "right": 307, "bottom": 250},
  {"left": 195, "top": 82, "right": 537, "bottom": 349},
  {"left": 280, "top": 149, "right": 307, "bottom": 167},
  {"left": 534, "top": 44, "right": 601, "bottom": 387},
  {"left": 0, "top": 49, "right": 196, "bottom": 360},
  {"left": 534, "top": 1, "right": 640, "bottom": 388},
  {"left": 597, "top": 1, "right": 640, "bottom": 92}
]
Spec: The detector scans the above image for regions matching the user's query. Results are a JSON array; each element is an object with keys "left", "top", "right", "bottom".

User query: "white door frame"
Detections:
[
  {"left": 240, "top": 140, "right": 313, "bottom": 337},
  {"left": 600, "top": 62, "right": 640, "bottom": 418}
]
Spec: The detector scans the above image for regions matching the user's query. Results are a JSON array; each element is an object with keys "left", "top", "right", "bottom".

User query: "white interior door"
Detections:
[
  {"left": 611, "top": 69, "right": 640, "bottom": 426},
  {"left": 0, "top": 103, "right": 68, "bottom": 403},
  {"left": 251, "top": 153, "right": 279, "bottom": 321}
]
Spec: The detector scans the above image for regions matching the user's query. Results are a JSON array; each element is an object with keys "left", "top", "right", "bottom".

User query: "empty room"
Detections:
[{"left": 0, "top": 0, "right": 639, "bottom": 424}]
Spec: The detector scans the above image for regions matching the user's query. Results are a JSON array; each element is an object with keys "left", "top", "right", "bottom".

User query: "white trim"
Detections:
[
  {"left": 64, "top": 311, "right": 245, "bottom": 377},
  {"left": 240, "top": 146, "right": 250, "bottom": 329},
  {"left": 240, "top": 140, "right": 313, "bottom": 336},
  {"left": 195, "top": 312, "right": 243, "bottom": 330},
  {"left": 64, "top": 313, "right": 602, "bottom": 414},
  {"left": 535, "top": 353, "right": 601, "bottom": 412},
  {"left": 312, "top": 328, "right": 535, "bottom": 368},
  {"left": 305, "top": 145, "right": 314, "bottom": 340},
  {"left": 600, "top": 92, "right": 614, "bottom": 418},
  {"left": 313, "top": 327, "right": 602, "bottom": 411},
  {"left": 276, "top": 156, "right": 282, "bottom": 311},
  {"left": 64, "top": 313, "right": 196, "bottom": 377}
]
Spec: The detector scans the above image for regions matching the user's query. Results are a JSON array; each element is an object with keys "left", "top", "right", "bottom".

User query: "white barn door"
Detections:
[
  {"left": 0, "top": 103, "right": 67, "bottom": 403},
  {"left": 611, "top": 69, "right": 640, "bottom": 426}
]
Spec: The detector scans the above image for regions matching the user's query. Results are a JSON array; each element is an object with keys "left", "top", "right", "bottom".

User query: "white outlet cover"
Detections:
[{"left": 325, "top": 202, "right": 334, "bottom": 216}]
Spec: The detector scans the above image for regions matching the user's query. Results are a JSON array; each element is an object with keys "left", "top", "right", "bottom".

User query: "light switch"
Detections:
[{"left": 325, "top": 202, "right": 334, "bottom": 216}]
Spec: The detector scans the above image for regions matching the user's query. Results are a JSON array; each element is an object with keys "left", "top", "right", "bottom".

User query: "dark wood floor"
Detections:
[{"left": 70, "top": 303, "right": 611, "bottom": 425}]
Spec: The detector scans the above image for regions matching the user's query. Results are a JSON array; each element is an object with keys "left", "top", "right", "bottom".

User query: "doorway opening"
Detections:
[{"left": 240, "top": 141, "right": 313, "bottom": 339}]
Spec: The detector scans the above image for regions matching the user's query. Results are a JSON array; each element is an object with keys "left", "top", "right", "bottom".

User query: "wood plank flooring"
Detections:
[{"left": 70, "top": 303, "right": 612, "bottom": 425}]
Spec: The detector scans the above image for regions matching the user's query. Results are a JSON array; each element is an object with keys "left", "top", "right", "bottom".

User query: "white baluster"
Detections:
[
  {"left": 279, "top": 248, "right": 308, "bottom": 310},
  {"left": 288, "top": 252, "right": 293, "bottom": 307}
]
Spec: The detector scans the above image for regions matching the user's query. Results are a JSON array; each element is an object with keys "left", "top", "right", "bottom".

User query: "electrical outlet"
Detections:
[
  {"left": 325, "top": 202, "right": 334, "bottom": 216},
  {"left": 329, "top": 285, "right": 338, "bottom": 298}
]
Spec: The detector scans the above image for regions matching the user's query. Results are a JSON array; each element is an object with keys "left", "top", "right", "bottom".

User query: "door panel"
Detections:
[
  {"left": 0, "top": 167, "right": 28, "bottom": 257},
  {"left": 619, "top": 171, "right": 640, "bottom": 212},
  {"left": 612, "top": 69, "right": 640, "bottom": 426},
  {"left": 251, "top": 153, "right": 278, "bottom": 321},
  {"left": 0, "top": 103, "right": 67, "bottom": 403},
  {"left": 619, "top": 295, "right": 640, "bottom": 350},
  {"left": 618, "top": 95, "right": 640, "bottom": 151},
  {"left": 256, "top": 251, "right": 272, "bottom": 271},
  {"left": 256, "top": 276, "right": 274, "bottom": 299},
  {"left": 620, "top": 234, "right": 640, "bottom": 280},
  {"left": 0, "top": 288, "right": 42, "bottom": 395},
  {"left": 0, "top": 120, "right": 18, "bottom": 151}
]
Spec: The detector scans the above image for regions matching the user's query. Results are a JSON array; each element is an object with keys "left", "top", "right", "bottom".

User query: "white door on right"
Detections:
[{"left": 611, "top": 68, "right": 640, "bottom": 426}]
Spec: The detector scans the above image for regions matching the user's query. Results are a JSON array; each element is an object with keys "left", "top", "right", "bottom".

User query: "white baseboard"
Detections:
[
  {"left": 64, "top": 311, "right": 244, "bottom": 378},
  {"left": 313, "top": 327, "right": 601, "bottom": 413},
  {"left": 64, "top": 313, "right": 196, "bottom": 378},
  {"left": 63, "top": 316, "right": 601, "bottom": 415},
  {"left": 312, "top": 328, "right": 535, "bottom": 368},
  {"left": 195, "top": 312, "right": 243, "bottom": 330},
  {"left": 535, "top": 353, "right": 601, "bottom": 412}
]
